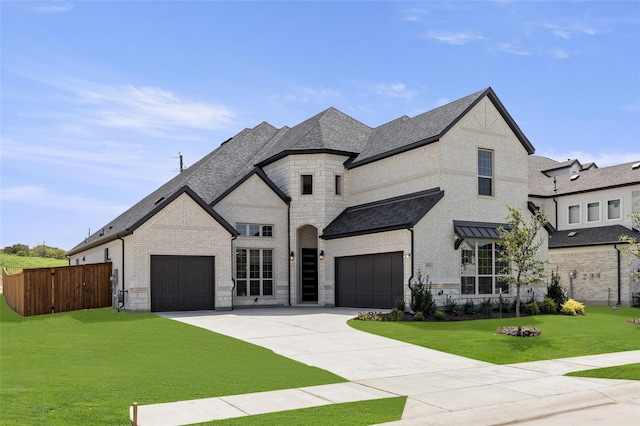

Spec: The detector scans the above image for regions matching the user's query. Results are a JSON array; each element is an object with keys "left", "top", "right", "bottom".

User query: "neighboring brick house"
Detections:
[
  {"left": 66, "top": 87, "right": 546, "bottom": 312},
  {"left": 529, "top": 157, "right": 640, "bottom": 306}
]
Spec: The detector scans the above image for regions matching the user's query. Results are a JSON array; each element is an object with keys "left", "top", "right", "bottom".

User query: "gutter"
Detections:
[
  {"left": 614, "top": 244, "right": 621, "bottom": 306},
  {"left": 407, "top": 228, "right": 415, "bottom": 290}
]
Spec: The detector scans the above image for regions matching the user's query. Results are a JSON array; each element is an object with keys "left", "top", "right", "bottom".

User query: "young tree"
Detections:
[
  {"left": 499, "top": 205, "right": 548, "bottom": 317},
  {"left": 618, "top": 212, "right": 640, "bottom": 282}
]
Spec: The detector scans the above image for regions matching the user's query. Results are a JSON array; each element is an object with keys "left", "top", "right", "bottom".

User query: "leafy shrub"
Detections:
[
  {"left": 463, "top": 299, "right": 475, "bottom": 315},
  {"left": 410, "top": 270, "right": 436, "bottom": 316},
  {"left": 444, "top": 295, "right": 458, "bottom": 314},
  {"left": 541, "top": 297, "right": 556, "bottom": 314},
  {"left": 389, "top": 309, "right": 405, "bottom": 322},
  {"left": 561, "top": 299, "right": 586, "bottom": 315},
  {"left": 524, "top": 301, "right": 540, "bottom": 315},
  {"left": 354, "top": 311, "right": 385, "bottom": 321},
  {"left": 434, "top": 309, "right": 445, "bottom": 321},
  {"left": 498, "top": 293, "right": 511, "bottom": 313},
  {"left": 413, "top": 311, "right": 425, "bottom": 321},
  {"left": 479, "top": 298, "right": 493, "bottom": 316},
  {"left": 547, "top": 270, "right": 568, "bottom": 307},
  {"left": 394, "top": 298, "right": 406, "bottom": 312},
  {"left": 451, "top": 305, "right": 463, "bottom": 317}
]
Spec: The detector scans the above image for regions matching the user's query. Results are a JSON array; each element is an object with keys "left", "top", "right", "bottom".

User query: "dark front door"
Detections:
[{"left": 300, "top": 248, "right": 318, "bottom": 302}]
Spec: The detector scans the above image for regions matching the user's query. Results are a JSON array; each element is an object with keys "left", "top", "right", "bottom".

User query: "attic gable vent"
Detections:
[
  {"left": 570, "top": 174, "right": 580, "bottom": 181},
  {"left": 568, "top": 231, "right": 577, "bottom": 237},
  {"left": 632, "top": 162, "right": 640, "bottom": 170}
]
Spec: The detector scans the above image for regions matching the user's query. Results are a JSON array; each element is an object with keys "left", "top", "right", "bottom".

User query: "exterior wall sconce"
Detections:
[
  {"left": 319, "top": 250, "right": 325, "bottom": 260},
  {"left": 405, "top": 253, "right": 411, "bottom": 259},
  {"left": 290, "top": 251, "right": 295, "bottom": 261}
]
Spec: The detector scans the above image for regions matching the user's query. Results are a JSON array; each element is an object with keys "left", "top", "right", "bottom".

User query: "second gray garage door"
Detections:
[{"left": 335, "top": 251, "right": 403, "bottom": 309}]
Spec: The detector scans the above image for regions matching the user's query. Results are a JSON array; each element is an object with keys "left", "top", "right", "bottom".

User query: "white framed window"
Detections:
[
  {"left": 236, "top": 224, "right": 273, "bottom": 237},
  {"left": 460, "top": 240, "right": 508, "bottom": 295},
  {"left": 301, "top": 174, "right": 313, "bottom": 195},
  {"left": 587, "top": 202, "right": 600, "bottom": 222},
  {"left": 236, "top": 249, "right": 273, "bottom": 297},
  {"left": 335, "top": 175, "right": 343, "bottom": 196},
  {"left": 568, "top": 205, "right": 581, "bottom": 224},
  {"left": 478, "top": 149, "right": 493, "bottom": 197},
  {"left": 607, "top": 199, "right": 621, "bottom": 220}
]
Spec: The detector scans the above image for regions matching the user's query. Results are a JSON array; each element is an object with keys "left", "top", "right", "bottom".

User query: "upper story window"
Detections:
[
  {"left": 478, "top": 149, "right": 493, "bottom": 197},
  {"left": 301, "top": 175, "right": 313, "bottom": 195},
  {"left": 587, "top": 202, "right": 600, "bottom": 222},
  {"left": 335, "top": 175, "right": 343, "bottom": 196},
  {"left": 237, "top": 223, "right": 273, "bottom": 237},
  {"left": 568, "top": 205, "right": 581, "bottom": 224},
  {"left": 607, "top": 199, "right": 621, "bottom": 220}
]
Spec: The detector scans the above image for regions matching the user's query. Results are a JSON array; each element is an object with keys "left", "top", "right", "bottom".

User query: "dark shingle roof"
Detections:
[
  {"left": 549, "top": 225, "right": 639, "bottom": 248},
  {"left": 68, "top": 88, "right": 523, "bottom": 255},
  {"left": 320, "top": 188, "right": 444, "bottom": 240},
  {"left": 529, "top": 156, "right": 640, "bottom": 197}
]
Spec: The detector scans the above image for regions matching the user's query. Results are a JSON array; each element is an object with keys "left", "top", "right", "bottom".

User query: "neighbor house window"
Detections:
[
  {"left": 236, "top": 224, "right": 273, "bottom": 237},
  {"left": 335, "top": 175, "right": 343, "bottom": 196},
  {"left": 460, "top": 241, "right": 508, "bottom": 295},
  {"left": 568, "top": 205, "right": 580, "bottom": 224},
  {"left": 587, "top": 202, "right": 600, "bottom": 222},
  {"left": 478, "top": 149, "right": 493, "bottom": 196},
  {"left": 301, "top": 175, "right": 313, "bottom": 195},
  {"left": 236, "top": 249, "right": 273, "bottom": 297},
  {"left": 607, "top": 199, "right": 621, "bottom": 220}
]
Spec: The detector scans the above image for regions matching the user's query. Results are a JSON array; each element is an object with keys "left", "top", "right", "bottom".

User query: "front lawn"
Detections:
[
  {"left": 349, "top": 306, "right": 640, "bottom": 364},
  {"left": 0, "top": 298, "right": 345, "bottom": 425},
  {"left": 566, "top": 363, "right": 640, "bottom": 380}
]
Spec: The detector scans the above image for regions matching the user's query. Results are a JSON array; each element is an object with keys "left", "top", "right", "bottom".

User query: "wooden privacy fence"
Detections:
[{"left": 2, "top": 263, "right": 113, "bottom": 316}]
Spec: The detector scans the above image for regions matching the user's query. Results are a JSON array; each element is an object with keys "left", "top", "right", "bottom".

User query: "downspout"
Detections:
[
  {"left": 116, "top": 235, "right": 125, "bottom": 311},
  {"left": 553, "top": 197, "right": 558, "bottom": 230},
  {"left": 407, "top": 228, "right": 415, "bottom": 290},
  {"left": 614, "top": 244, "right": 621, "bottom": 306},
  {"left": 231, "top": 235, "right": 237, "bottom": 310},
  {"left": 287, "top": 202, "right": 292, "bottom": 306}
]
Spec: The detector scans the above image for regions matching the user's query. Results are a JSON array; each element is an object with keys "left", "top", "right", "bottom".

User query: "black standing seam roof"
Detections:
[
  {"left": 320, "top": 188, "right": 444, "bottom": 240},
  {"left": 453, "top": 220, "right": 509, "bottom": 240}
]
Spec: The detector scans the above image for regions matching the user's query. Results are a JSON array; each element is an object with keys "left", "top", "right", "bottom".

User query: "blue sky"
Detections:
[{"left": 1, "top": 1, "right": 639, "bottom": 251}]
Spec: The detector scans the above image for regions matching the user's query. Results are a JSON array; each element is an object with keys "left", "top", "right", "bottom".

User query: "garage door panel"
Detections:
[
  {"left": 151, "top": 255, "right": 215, "bottom": 312},
  {"left": 336, "top": 251, "right": 403, "bottom": 309}
]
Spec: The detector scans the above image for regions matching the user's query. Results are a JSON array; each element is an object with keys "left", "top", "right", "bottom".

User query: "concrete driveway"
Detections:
[{"left": 134, "top": 307, "right": 640, "bottom": 426}]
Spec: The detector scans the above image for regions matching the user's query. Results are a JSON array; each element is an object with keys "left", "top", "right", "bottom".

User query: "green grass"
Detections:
[
  {"left": 0, "top": 298, "right": 345, "bottom": 425},
  {"left": 199, "top": 397, "right": 406, "bottom": 425},
  {"left": 0, "top": 253, "right": 68, "bottom": 272},
  {"left": 566, "top": 363, "right": 640, "bottom": 380},
  {"left": 349, "top": 307, "right": 640, "bottom": 365}
]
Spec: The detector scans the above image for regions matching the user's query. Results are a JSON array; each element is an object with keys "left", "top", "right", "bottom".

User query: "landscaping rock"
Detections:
[{"left": 496, "top": 326, "right": 541, "bottom": 337}]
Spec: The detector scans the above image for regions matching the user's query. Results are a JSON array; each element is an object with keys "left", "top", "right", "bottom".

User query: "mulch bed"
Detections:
[{"left": 496, "top": 326, "right": 541, "bottom": 337}]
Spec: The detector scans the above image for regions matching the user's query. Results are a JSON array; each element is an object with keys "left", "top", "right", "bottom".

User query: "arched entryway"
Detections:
[{"left": 297, "top": 225, "right": 318, "bottom": 303}]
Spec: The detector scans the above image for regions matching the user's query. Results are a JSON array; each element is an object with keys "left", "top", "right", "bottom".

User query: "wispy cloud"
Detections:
[
  {"left": 495, "top": 42, "right": 531, "bottom": 56},
  {"left": 400, "top": 8, "right": 428, "bottom": 22},
  {"left": 1, "top": 185, "right": 129, "bottom": 214},
  {"left": 28, "top": 1, "right": 74, "bottom": 14},
  {"left": 549, "top": 48, "right": 570, "bottom": 59},
  {"left": 423, "top": 30, "right": 486, "bottom": 45},
  {"left": 543, "top": 21, "right": 599, "bottom": 39},
  {"left": 373, "top": 83, "right": 416, "bottom": 100}
]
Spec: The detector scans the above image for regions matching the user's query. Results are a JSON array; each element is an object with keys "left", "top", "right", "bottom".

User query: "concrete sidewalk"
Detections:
[{"left": 132, "top": 308, "right": 640, "bottom": 425}]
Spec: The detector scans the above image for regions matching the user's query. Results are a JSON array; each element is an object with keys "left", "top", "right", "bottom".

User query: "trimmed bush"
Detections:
[
  {"left": 541, "top": 297, "right": 556, "bottom": 314},
  {"left": 479, "top": 298, "right": 493, "bottom": 316},
  {"left": 524, "top": 301, "right": 540, "bottom": 315},
  {"left": 561, "top": 299, "right": 586, "bottom": 315},
  {"left": 547, "top": 271, "right": 568, "bottom": 307},
  {"left": 389, "top": 309, "right": 404, "bottom": 322},
  {"left": 463, "top": 299, "right": 475, "bottom": 315},
  {"left": 444, "top": 295, "right": 458, "bottom": 314},
  {"left": 354, "top": 311, "right": 385, "bottom": 321},
  {"left": 434, "top": 309, "right": 445, "bottom": 320},
  {"left": 413, "top": 311, "right": 425, "bottom": 321},
  {"left": 394, "top": 298, "right": 406, "bottom": 312}
]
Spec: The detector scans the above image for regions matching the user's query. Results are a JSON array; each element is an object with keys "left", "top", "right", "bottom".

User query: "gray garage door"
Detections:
[
  {"left": 335, "top": 251, "right": 403, "bottom": 309},
  {"left": 151, "top": 255, "right": 215, "bottom": 312}
]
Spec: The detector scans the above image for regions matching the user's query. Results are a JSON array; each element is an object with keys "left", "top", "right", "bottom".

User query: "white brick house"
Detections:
[
  {"left": 529, "top": 158, "right": 640, "bottom": 306},
  {"left": 67, "top": 87, "right": 552, "bottom": 312}
]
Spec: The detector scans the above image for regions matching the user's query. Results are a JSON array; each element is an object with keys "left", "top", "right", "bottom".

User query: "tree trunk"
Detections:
[{"left": 515, "top": 274, "right": 521, "bottom": 317}]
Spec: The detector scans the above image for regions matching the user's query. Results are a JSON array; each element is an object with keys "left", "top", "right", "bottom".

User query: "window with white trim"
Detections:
[
  {"left": 478, "top": 149, "right": 493, "bottom": 196},
  {"left": 607, "top": 199, "right": 621, "bottom": 220},
  {"left": 236, "top": 224, "right": 273, "bottom": 237},
  {"left": 460, "top": 241, "right": 508, "bottom": 295},
  {"left": 236, "top": 249, "right": 273, "bottom": 297},
  {"left": 587, "top": 202, "right": 600, "bottom": 222},
  {"left": 568, "top": 205, "right": 580, "bottom": 224}
]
